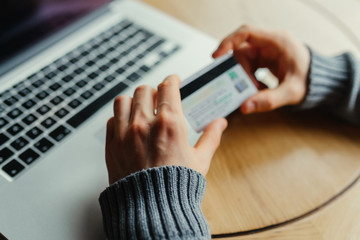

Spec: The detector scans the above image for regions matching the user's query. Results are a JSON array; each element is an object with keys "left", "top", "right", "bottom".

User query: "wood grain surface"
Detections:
[{"left": 140, "top": 0, "right": 360, "bottom": 238}]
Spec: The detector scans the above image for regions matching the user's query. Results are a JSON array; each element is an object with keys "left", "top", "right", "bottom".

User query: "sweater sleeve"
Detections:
[
  {"left": 99, "top": 166, "right": 210, "bottom": 240},
  {"left": 299, "top": 48, "right": 360, "bottom": 123}
]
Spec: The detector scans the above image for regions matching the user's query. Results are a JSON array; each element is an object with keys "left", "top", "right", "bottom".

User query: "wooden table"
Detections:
[{"left": 141, "top": 0, "right": 360, "bottom": 238}]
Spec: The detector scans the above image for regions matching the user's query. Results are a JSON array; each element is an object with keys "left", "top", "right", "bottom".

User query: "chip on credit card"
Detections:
[{"left": 180, "top": 54, "right": 258, "bottom": 132}]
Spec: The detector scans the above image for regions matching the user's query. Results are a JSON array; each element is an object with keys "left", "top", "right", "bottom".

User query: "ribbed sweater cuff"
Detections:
[
  {"left": 99, "top": 166, "right": 210, "bottom": 240},
  {"left": 299, "top": 48, "right": 354, "bottom": 109}
]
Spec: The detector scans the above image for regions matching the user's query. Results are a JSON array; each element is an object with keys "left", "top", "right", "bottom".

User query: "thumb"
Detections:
[
  {"left": 240, "top": 81, "right": 294, "bottom": 114},
  {"left": 194, "top": 118, "right": 228, "bottom": 161}
]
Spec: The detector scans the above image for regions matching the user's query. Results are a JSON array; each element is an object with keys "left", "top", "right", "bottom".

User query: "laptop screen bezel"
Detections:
[{"left": 0, "top": 1, "right": 113, "bottom": 77}]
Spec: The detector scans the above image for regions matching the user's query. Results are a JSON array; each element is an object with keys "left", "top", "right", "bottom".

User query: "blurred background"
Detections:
[{"left": 141, "top": 0, "right": 360, "bottom": 58}]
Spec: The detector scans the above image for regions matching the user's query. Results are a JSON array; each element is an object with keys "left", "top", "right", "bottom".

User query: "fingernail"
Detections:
[{"left": 244, "top": 101, "right": 255, "bottom": 114}]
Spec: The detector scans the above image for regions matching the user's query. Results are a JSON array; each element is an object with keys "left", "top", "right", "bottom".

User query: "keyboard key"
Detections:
[
  {"left": 7, "top": 108, "right": 23, "bottom": 119},
  {"left": 50, "top": 96, "right": 64, "bottom": 105},
  {"left": 22, "top": 99, "right": 36, "bottom": 109},
  {"left": 140, "top": 65, "right": 150, "bottom": 72},
  {"left": 74, "top": 67, "right": 84, "bottom": 74},
  {"left": 110, "top": 58, "right": 119, "bottom": 64},
  {"left": 22, "top": 114, "right": 38, "bottom": 125},
  {"left": 34, "top": 138, "right": 54, "bottom": 153},
  {"left": 58, "top": 64, "right": 68, "bottom": 71},
  {"left": 49, "top": 82, "right": 61, "bottom": 91},
  {"left": 116, "top": 67, "right": 125, "bottom": 74},
  {"left": 0, "top": 90, "right": 10, "bottom": 99},
  {"left": 32, "top": 79, "right": 45, "bottom": 88},
  {"left": 4, "top": 96, "right": 18, "bottom": 106},
  {"left": 127, "top": 72, "right": 141, "bottom": 82},
  {"left": 126, "top": 61, "right": 135, "bottom": 67},
  {"left": 40, "top": 65, "right": 50, "bottom": 73},
  {"left": 99, "top": 65, "right": 109, "bottom": 71},
  {"left": 37, "top": 105, "right": 51, "bottom": 115},
  {"left": 26, "top": 127, "right": 43, "bottom": 139},
  {"left": 0, "top": 133, "right": 9, "bottom": 146},
  {"left": 36, "top": 91, "right": 49, "bottom": 100},
  {"left": 76, "top": 80, "right": 87, "bottom": 88},
  {"left": 68, "top": 81, "right": 128, "bottom": 128},
  {"left": 19, "top": 149, "right": 40, "bottom": 165},
  {"left": 18, "top": 87, "right": 32, "bottom": 97},
  {"left": 0, "top": 117, "right": 9, "bottom": 128},
  {"left": 64, "top": 87, "right": 76, "bottom": 96},
  {"left": 81, "top": 50, "right": 90, "bottom": 57},
  {"left": 10, "top": 137, "right": 29, "bottom": 150},
  {"left": 2, "top": 160, "right": 25, "bottom": 177},
  {"left": 68, "top": 99, "right": 82, "bottom": 109},
  {"left": 41, "top": 117, "right": 56, "bottom": 129},
  {"left": 45, "top": 71, "right": 57, "bottom": 79},
  {"left": 13, "top": 81, "right": 25, "bottom": 89},
  {"left": 104, "top": 75, "right": 115, "bottom": 82},
  {"left": 86, "top": 60, "right": 96, "bottom": 67},
  {"left": 147, "top": 39, "right": 165, "bottom": 52},
  {"left": 69, "top": 57, "right": 79, "bottom": 64},
  {"left": 93, "top": 83, "right": 104, "bottom": 91},
  {"left": 55, "top": 108, "right": 69, "bottom": 118},
  {"left": 88, "top": 72, "right": 99, "bottom": 79},
  {"left": 50, "top": 125, "right": 71, "bottom": 142},
  {"left": 97, "top": 53, "right": 105, "bottom": 59},
  {"left": 136, "top": 53, "right": 145, "bottom": 59},
  {"left": 81, "top": 90, "right": 93, "bottom": 100},
  {"left": 62, "top": 75, "right": 74, "bottom": 83},
  {"left": 7, "top": 123, "right": 24, "bottom": 136},
  {"left": 0, "top": 147, "right": 14, "bottom": 164}
]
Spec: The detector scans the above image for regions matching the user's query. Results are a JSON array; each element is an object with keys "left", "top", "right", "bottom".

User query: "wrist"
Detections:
[
  {"left": 99, "top": 166, "right": 210, "bottom": 240},
  {"left": 298, "top": 48, "right": 353, "bottom": 109}
]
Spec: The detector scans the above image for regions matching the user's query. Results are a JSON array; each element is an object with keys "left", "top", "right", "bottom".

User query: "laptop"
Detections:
[{"left": 0, "top": 0, "right": 216, "bottom": 239}]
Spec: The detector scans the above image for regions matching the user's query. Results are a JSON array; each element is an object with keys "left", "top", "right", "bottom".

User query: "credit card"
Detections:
[{"left": 180, "top": 54, "right": 257, "bottom": 132}]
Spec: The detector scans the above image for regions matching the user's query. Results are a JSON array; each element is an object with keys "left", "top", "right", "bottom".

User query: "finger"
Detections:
[
  {"left": 212, "top": 27, "right": 250, "bottom": 58},
  {"left": 105, "top": 117, "right": 115, "bottom": 179},
  {"left": 113, "top": 95, "right": 132, "bottom": 138},
  {"left": 240, "top": 79, "right": 296, "bottom": 114},
  {"left": 213, "top": 25, "right": 281, "bottom": 58},
  {"left": 194, "top": 118, "right": 228, "bottom": 161},
  {"left": 106, "top": 117, "right": 115, "bottom": 142},
  {"left": 130, "top": 85, "right": 157, "bottom": 123},
  {"left": 157, "top": 75, "right": 182, "bottom": 114}
]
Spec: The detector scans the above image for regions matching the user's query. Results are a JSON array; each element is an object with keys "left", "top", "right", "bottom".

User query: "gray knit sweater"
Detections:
[{"left": 99, "top": 48, "right": 360, "bottom": 240}]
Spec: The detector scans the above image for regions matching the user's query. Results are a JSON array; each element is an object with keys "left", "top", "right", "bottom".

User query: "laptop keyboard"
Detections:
[{"left": 0, "top": 19, "right": 179, "bottom": 180}]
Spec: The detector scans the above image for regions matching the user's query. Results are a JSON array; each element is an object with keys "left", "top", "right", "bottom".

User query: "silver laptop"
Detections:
[{"left": 0, "top": 0, "right": 216, "bottom": 239}]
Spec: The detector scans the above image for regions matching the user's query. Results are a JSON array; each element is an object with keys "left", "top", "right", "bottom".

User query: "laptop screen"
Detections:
[{"left": 0, "top": 0, "right": 111, "bottom": 65}]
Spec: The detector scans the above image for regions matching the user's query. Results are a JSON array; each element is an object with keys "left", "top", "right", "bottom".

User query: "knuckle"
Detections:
[
  {"left": 264, "top": 95, "right": 276, "bottom": 110},
  {"left": 129, "top": 121, "right": 149, "bottom": 136},
  {"left": 156, "top": 112, "right": 177, "bottom": 134},
  {"left": 157, "top": 111, "right": 175, "bottom": 126},
  {"left": 158, "top": 101, "right": 173, "bottom": 113},
  {"left": 132, "top": 103, "right": 148, "bottom": 119}
]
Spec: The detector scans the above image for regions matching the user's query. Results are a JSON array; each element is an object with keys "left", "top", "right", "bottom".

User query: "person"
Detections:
[{"left": 99, "top": 25, "right": 360, "bottom": 239}]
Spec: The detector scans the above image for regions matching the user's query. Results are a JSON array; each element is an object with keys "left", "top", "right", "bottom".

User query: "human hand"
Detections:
[
  {"left": 105, "top": 75, "right": 228, "bottom": 184},
  {"left": 213, "top": 25, "right": 310, "bottom": 114}
]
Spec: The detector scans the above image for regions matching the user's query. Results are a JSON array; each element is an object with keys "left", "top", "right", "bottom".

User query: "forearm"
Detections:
[
  {"left": 99, "top": 166, "right": 210, "bottom": 240},
  {"left": 300, "top": 48, "right": 360, "bottom": 123}
]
